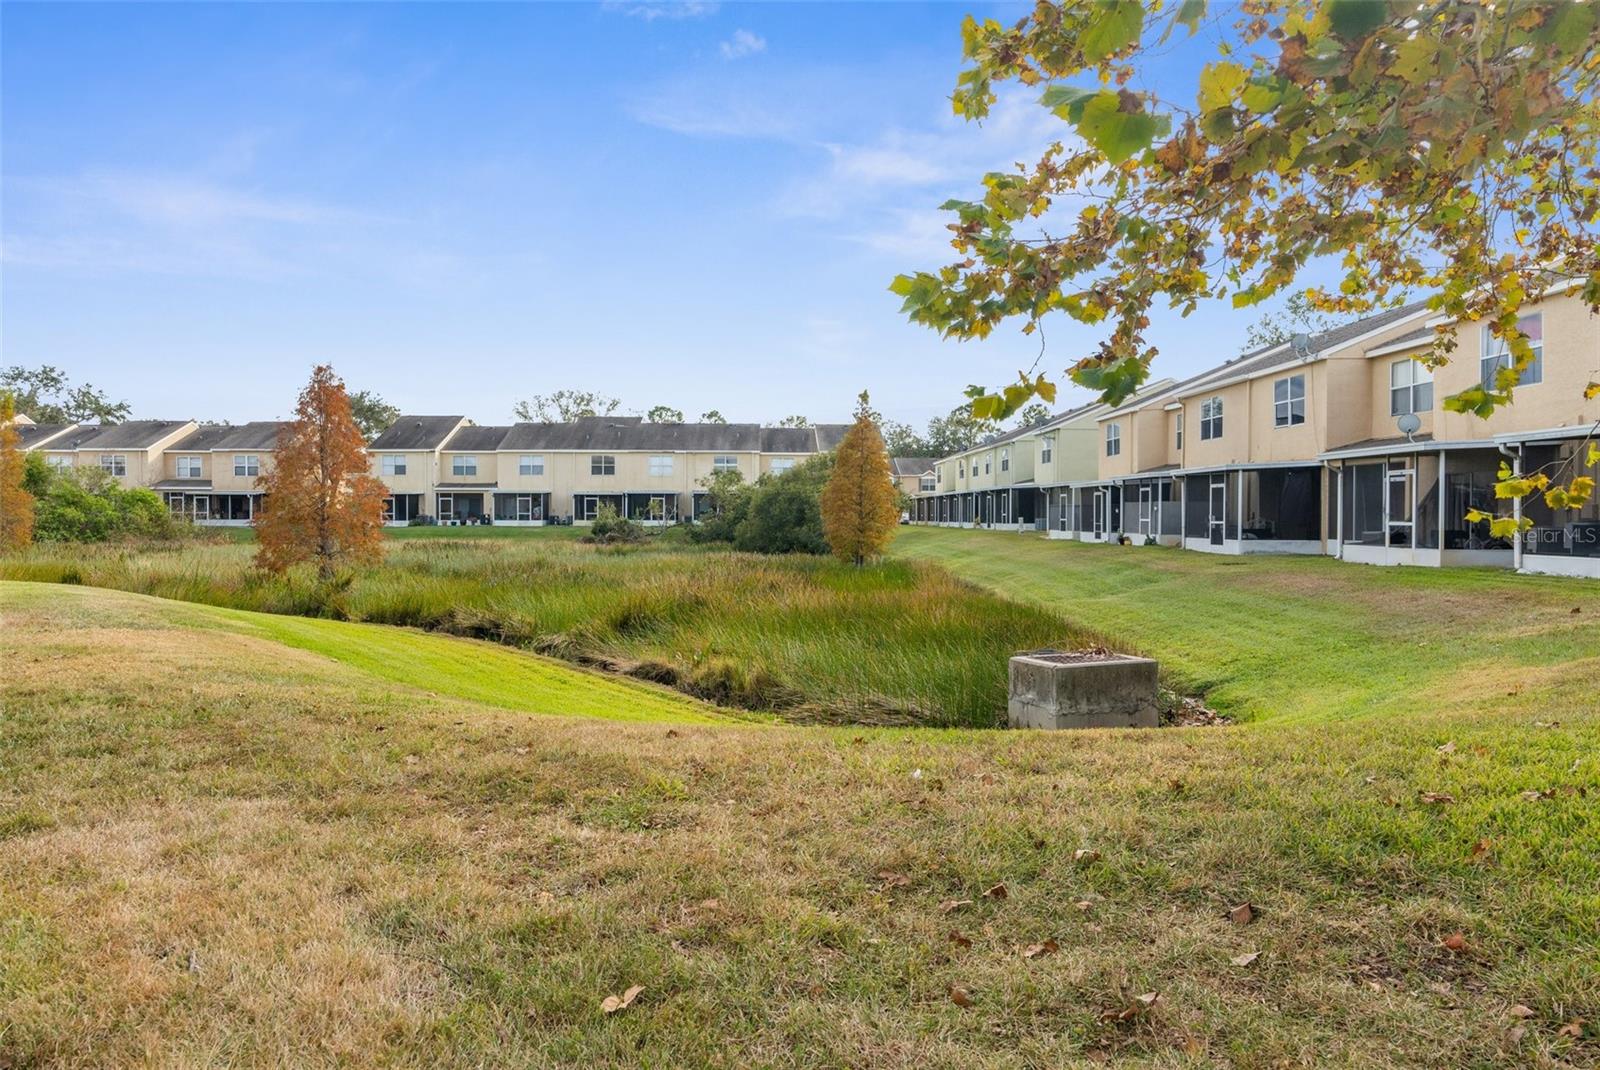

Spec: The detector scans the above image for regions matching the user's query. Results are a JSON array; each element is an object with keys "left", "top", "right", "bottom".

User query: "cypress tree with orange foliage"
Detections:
[
  {"left": 0, "top": 392, "right": 35, "bottom": 553},
  {"left": 821, "top": 390, "right": 900, "bottom": 566},
  {"left": 255, "top": 365, "right": 387, "bottom": 579}
]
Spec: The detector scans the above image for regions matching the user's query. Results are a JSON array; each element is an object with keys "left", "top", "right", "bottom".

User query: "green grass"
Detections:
[
  {"left": 2, "top": 578, "right": 1597, "bottom": 1067},
  {"left": 892, "top": 528, "right": 1598, "bottom": 724},
  {"left": 1, "top": 534, "right": 1092, "bottom": 726}
]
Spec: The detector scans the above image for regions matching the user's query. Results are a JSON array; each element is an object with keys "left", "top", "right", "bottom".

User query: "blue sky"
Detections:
[{"left": 2, "top": 1, "right": 1313, "bottom": 428}]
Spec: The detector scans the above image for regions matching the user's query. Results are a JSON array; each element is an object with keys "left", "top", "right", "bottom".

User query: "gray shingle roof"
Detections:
[
  {"left": 170, "top": 421, "right": 286, "bottom": 453},
  {"left": 368, "top": 416, "right": 465, "bottom": 451},
  {"left": 442, "top": 425, "right": 512, "bottom": 451},
  {"left": 495, "top": 418, "right": 843, "bottom": 454},
  {"left": 15, "top": 423, "right": 75, "bottom": 448},
  {"left": 49, "top": 420, "right": 192, "bottom": 451},
  {"left": 891, "top": 456, "right": 936, "bottom": 476}
]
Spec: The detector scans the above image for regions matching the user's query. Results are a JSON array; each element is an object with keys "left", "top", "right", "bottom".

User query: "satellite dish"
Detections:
[{"left": 1396, "top": 412, "right": 1422, "bottom": 441}]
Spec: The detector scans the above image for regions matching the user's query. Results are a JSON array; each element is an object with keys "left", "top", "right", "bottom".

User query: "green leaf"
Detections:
[
  {"left": 1079, "top": 1, "right": 1145, "bottom": 64},
  {"left": 1040, "top": 84, "right": 1098, "bottom": 121},
  {"left": 1541, "top": 1, "right": 1598, "bottom": 51},
  {"left": 1199, "top": 61, "right": 1247, "bottom": 112},
  {"left": 1076, "top": 91, "right": 1167, "bottom": 165},
  {"left": 1325, "top": 0, "right": 1389, "bottom": 41},
  {"left": 1239, "top": 79, "right": 1284, "bottom": 114},
  {"left": 1173, "top": 0, "right": 1206, "bottom": 33}
]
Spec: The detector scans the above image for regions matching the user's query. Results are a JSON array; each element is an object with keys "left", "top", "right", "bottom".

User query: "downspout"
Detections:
[{"left": 1497, "top": 442, "right": 1523, "bottom": 572}]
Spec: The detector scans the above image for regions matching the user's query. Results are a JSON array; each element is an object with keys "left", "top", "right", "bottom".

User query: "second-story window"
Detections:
[
  {"left": 769, "top": 457, "right": 796, "bottom": 474},
  {"left": 519, "top": 455, "right": 544, "bottom": 476},
  {"left": 451, "top": 455, "right": 478, "bottom": 477},
  {"left": 1389, "top": 359, "right": 1434, "bottom": 416},
  {"left": 176, "top": 456, "right": 202, "bottom": 478},
  {"left": 1039, "top": 435, "right": 1053, "bottom": 463},
  {"left": 1200, "top": 397, "right": 1224, "bottom": 441},
  {"left": 591, "top": 454, "right": 616, "bottom": 476},
  {"left": 100, "top": 454, "right": 127, "bottom": 476},
  {"left": 381, "top": 454, "right": 407, "bottom": 476},
  {"left": 984, "top": 455, "right": 991, "bottom": 475},
  {"left": 649, "top": 455, "right": 673, "bottom": 477},
  {"left": 713, "top": 455, "right": 739, "bottom": 472},
  {"left": 1481, "top": 313, "right": 1543, "bottom": 389},
  {"left": 1105, "top": 423, "right": 1122, "bottom": 457},
  {"left": 1273, "top": 374, "right": 1306, "bottom": 428},
  {"left": 999, "top": 448, "right": 1009, "bottom": 472},
  {"left": 920, "top": 475, "right": 936, "bottom": 492},
  {"left": 1175, "top": 413, "right": 1184, "bottom": 450},
  {"left": 46, "top": 455, "right": 72, "bottom": 469},
  {"left": 233, "top": 454, "right": 259, "bottom": 477},
  {"left": 958, "top": 460, "right": 965, "bottom": 478}
]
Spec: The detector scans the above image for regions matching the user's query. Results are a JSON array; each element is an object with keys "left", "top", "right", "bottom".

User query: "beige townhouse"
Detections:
[
  {"left": 890, "top": 457, "right": 937, "bottom": 501},
  {"left": 943, "top": 286, "right": 1597, "bottom": 577},
  {"left": 370, "top": 415, "right": 850, "bottom": 525},
  {"left": 12, "top": 416, "right": 81, "bottom": 452},
  {"left": 37, "top": 420, "right": 199, "bottom": 488},
  {"left": 150, "top": 422, "right": 287, "bottom": 523}
]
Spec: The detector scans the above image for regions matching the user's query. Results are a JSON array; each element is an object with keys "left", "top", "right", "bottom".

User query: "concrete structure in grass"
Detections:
[{"left": 1007, "top": 649, "right": 1159, "bottom": 730}]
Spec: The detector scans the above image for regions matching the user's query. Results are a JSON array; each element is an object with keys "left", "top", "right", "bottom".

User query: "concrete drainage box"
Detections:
[{"left": 1007, "top": 649, "right": 1159, "bottom": 730}]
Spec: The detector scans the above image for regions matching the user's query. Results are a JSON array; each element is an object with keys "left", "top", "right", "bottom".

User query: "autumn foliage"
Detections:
[
  {"left": 820, "top": 392, "right": 900, "bottom": 566},
  {"left": 0, "top": 392, "right": 35, "bottom": 553},
  {"left": 255, "top": 365, "right": 387, "bottom": 578}
]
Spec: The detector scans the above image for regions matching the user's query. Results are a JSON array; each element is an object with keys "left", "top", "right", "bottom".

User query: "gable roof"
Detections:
[
  {"left": 442, "top": 425, "right": 513, "bottom": 452},
  {"left": 368, "top": 415, "right": 465, "bottom": 451},
  {"left": 48, "top": 420, "right": 193, "bottom": 451},
  {"left": 891, "top": 456, "right": 936, "bottom": 476},
  {"left": 494, "top": 418, "right": 846, "bottom": 454},
  {"left": 170, "top": 421, "right": 287, "bottom": 453},
  {"left": 14, "top": 422, "right": 77, "bottom": 449}
]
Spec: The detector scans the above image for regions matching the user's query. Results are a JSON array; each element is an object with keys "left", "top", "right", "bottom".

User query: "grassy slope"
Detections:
[
  {"left": 3, "top": 578, "right": 1598, "bottom": 1068},
  {"left": 892, "top": 528, "right": 1598, "bottom": 724}
]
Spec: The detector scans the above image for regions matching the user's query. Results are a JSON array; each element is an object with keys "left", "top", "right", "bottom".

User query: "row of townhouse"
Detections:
[
  {"left": 912, "top": 285, "right": 1600, "bottom": 579},
  {"left": 15, "top": 412, "right": 870, "bottom": 526}
]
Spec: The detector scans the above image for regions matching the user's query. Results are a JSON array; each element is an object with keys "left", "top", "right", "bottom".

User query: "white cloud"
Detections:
[
  {"left": 719, "top": 29, "right": 766, "bottom": 60},
  {"left": 602, "top": 1, "right": 718, "bottom": 21}
]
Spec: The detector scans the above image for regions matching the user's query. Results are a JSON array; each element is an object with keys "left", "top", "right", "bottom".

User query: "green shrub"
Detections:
[
  {"left": 735, "top": 454, "right": 832, "bottom": 555},
  {"left": 586, "top": 504, "right": 643, "bottom": 543},
  {"left": 33, "top": 467, "right": 182, "bottom": 543}
]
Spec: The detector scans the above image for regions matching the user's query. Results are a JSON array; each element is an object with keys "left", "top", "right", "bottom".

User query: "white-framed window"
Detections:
[
  {"left": 1389, "top": 359, "right": 1434, "bottom": 416},
  {"left": 713, "top": 455, "right": 739, "bottom": 472},
  {"left": 1273, "top": 374, "right": 1306, "bottom": 428},
  {"left": 649, "top": 455, "right": 673, "bottom": 477},
  {"left": 234, "top": 454, "right": 260, "bottom": 477},
  {"left": 920, "top": 475, "right": 936, "bottom": 492},
  {"left": 451, "top": 455, "right": 477, "bottom": 477},
  {"left": 46, "top": 455, "right": 71, "bottom": 469},
  {"left": 519, "top": 454, "right": 544, "bottom": 476},
  {"left": 984, "top": 455, "right": 991, "bottom": 475},
  {"left": 1039, "top": 435, "right": 1053, "bottom": 463},
  {"left": 1200, "top": 397, "right": 1223, "bottom": 441},
  {"left": 1175, "top": 413, "right": 1184, "bottom": 450},
  {"left": 381, "top": 454, "right": 407, "bottom": 476},
  {"left": 999, "top": 448, "right": 1009, "bottom": 472},
  {"left": 591, "top": 454, "right": 616, "bottom": 476},
  {"left": 1482, "top": 313, "right": 1543, "bottom": 389},
  {"left": 958, "top": 460, "right": 965, "bottom": 478},
  {"left": 1105, "top": 422, "right": 1122, "bottom": 457},
  {"left": 769, "top": 457, "right": 796, "bottom": 475},
  {"left": 175, "top": 456, "right": 203, "bottom": 478},
  {"left": 100, "top": 454, "right": 127, "bottom": 476}
]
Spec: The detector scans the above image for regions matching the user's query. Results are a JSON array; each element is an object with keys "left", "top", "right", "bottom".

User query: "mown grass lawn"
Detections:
[{"left": 2, "top": 564, "right": 1598, "bottom": 1068}]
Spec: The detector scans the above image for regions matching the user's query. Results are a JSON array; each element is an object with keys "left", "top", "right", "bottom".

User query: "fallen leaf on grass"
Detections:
[
  {"left": 601, "top": 985, "right": 644, "bottom": 1014},
  {"left": 1469, "top": 838, "right": 1492, "bottom": 861},
  {"left": 938, "top": 898, "right": 974, "bottom": 914},
  {"left": 1074, "top": 899, "right": 1094, "bottom": 912},
  {"left": 1073, "top": 848, "right": 1101, "bottom": 864},
  {"left": 1558, "top": 1018, "right": 1586, "bottom": 1039},
  {"left": 877, "top": 870, "right": 911, "bottom": 888},
  {"left": 1228, "top": 902, "right": 1255, "bottom": 926},
  {"left": 1509, "top": 1004, "right": 1536, "bottom": 1019},
  {"left": 1100, "top": 992, "right": 1160, "bottom": 1022},
  {"left": 1507, "top": 1025, "right": 1527, "bottom": 1044},
  {"left": 664, "top": 729, "right": 680, "bottom": 739},
  {"left": 1520, "top": 788, "right": 1555, "bottom": 802},
  {"left": 1418, "top": 791, "right": 1456, "bottom": 805},
  {"left": 1442, "top": 932, "right": 1468, "bottom": 953},
  {"left": 1230, "top": 951, "right": 1261, "bottom": 967},
  {"left": 1437, "top": 741, "right": 1456, "bottom": 755},
  {"left": 1023, "top": 939, "right": 1059, "bottom": 959},
  {"left": 949, "top": 984, "right": 974, "bottom": 1007},
  {"left": 982, "top": 883, "right": 1008, "bottom": 900},
  {"left": 948, "top": 930, "right": 973, "bottom": 949}
]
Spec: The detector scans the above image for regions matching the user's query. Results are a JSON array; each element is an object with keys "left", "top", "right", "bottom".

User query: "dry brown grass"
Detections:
[{"left": 2, "top": 581, "right": 1597, "bottom": 1068}]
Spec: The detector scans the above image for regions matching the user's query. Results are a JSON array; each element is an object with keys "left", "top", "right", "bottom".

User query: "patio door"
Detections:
[
  {"left": 191, "top": 496, "right": 209, "bottom": 522},
  {"left": 438, "top": 494, "right": 454, "bottom": 521},
  {"left": 1138, "top": 485, "right": 1153, "bottom": 536},
  {"left": 1386, "top": 465, "right": 1414, "bottom": 546},
  {"left": 580, "top": 496, "right": 600, "bottom": 521},
  {"left": 515, "top": 495, "right": 533, "bottom": 521},
  {"left": 1208, "top": 477, "right": 1226, "bottom": 545}
]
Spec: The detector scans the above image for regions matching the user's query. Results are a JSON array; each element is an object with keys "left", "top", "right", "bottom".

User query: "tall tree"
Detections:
[
  {"left": 1241, "top": 293, "right": 1345, "bottom": 353},
  {"left": 255, "top": 365, "right": 387, "bottom": 580},
  {"left": 699, "top": 409, "right": 728, "bottom": 424},
  {"left": 348, "top": 390, "right": 400, "bottom": 440},
  {"left": 893, "top": 1, "right": 1600, "bottom": 508},
  {"left": 1, "top": 365, "right": 131, "bottom": 425},
  {"left": 646, "top": 405, "right": 685, "bottom": 423},
  {"left": 820, "top": 392, "right": 901, "bottom": 566},
  {"left": 513, "top": 390, "right": 621, "bottom": 422},
  {"left": 1013, "top": 403, "right": 1052, "bottom": 429},
  {"left": 0, "top": 393, "right": 35, "bottom": 552},
  {"left": 923, "top": 403, "right": 1001, "bottom": 455},
  {"left": 774, "top": 415, "right": 810, "bottom": 428}
]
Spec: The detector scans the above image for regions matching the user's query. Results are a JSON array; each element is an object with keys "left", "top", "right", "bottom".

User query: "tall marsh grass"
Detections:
[{"left": 2, "top": 536, "right": 1095, "bottom": 726}]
